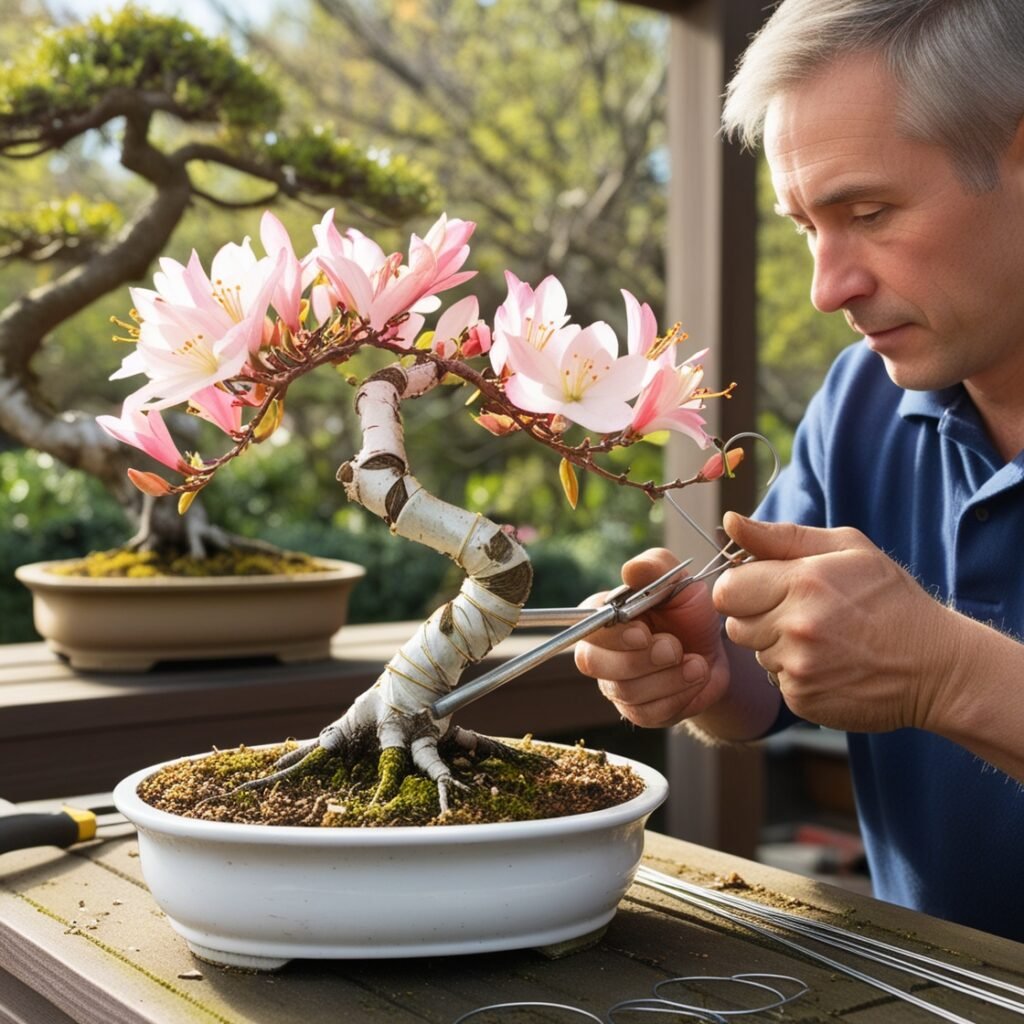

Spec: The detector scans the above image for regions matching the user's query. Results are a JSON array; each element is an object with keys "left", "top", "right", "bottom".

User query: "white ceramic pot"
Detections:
[
  {"left": 113, "top": 747, "right": 668, "bottom": 969},
  {"left": 15, "top": 557, "right": 365, "bottom": 671}
]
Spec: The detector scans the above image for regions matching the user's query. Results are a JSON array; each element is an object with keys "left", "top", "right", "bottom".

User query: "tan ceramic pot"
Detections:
[{"left": 15, "top": 557, "right": 365, "bottom": 672}]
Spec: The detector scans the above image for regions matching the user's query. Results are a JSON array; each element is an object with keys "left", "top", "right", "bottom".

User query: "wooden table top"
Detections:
[{"left": 1, "top": 819, "right": 1021, "bottom": 1024}]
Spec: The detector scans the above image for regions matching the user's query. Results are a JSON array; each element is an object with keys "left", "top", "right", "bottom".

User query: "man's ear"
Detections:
[{"left": 1003, "top": 114, "right": 1024, "bottom": 179}]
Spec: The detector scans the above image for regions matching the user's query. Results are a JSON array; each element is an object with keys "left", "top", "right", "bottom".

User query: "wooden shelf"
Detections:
[{"left": 0, "top": 623, "right": 620, "bottom": 801}]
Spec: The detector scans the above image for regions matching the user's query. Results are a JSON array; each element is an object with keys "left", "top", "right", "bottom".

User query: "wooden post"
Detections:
[{"left": 661, "top": 0, "right": 767, "bottom": 857}]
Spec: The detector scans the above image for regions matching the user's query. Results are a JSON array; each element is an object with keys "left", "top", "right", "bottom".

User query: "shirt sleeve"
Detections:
[{"left": 747, "top": 347, "right": 851, "bottom": 735}]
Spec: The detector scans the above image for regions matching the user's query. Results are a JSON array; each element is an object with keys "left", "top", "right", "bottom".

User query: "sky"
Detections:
[{"left": 50, "top": 0, "right": 280, "bottom": 34}]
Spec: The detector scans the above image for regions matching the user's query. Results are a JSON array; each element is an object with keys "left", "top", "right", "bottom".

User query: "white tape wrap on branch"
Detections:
[{"left": 338, "top": 361, "right": 532, "bottom": 736}]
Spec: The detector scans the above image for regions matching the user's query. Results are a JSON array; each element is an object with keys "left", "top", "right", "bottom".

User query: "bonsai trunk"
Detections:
[{"left": 231, "top": 359, "right": 535, "bottom": 813}]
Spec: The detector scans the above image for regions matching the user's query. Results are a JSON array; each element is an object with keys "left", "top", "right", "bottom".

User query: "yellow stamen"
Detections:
[
  {"left": 109, "top": 314, "right": 140, "bottom": 343},
  {"left": 646, "top": 322, "right": 688, "bottom": 361},
  {"left": 694, "top": 381, "right": 737, "bottom": 401},
  {"left": 211, "top": 279, "right": 245, "bottom": 322},
  {"left": 523, "top": 315, "right": 558, "bottom": 351},
  {"left": 561, "top": 352, "right": 610, "bottom": 400}
]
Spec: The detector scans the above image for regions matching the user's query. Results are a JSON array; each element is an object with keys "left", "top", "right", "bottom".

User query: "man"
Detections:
[{"left": 574, "top": 0, "right": 1024, "bottom": 942}]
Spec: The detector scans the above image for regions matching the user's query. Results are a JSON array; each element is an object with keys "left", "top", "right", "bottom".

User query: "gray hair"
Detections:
[{"left": 722, "top": 0, "right": 1024, "bottom": 191}]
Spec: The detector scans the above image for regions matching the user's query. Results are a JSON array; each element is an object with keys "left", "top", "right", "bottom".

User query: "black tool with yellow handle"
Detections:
[{"left": 0, "top": 806, "right": 101, "bottom": 854}]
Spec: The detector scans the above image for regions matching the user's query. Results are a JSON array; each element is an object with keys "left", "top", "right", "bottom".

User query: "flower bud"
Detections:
[
  {"left": 127, "top": 468, "right": 173, "bottom": 496},
  {"left": 698, "top": 447, "right": 744, "bottom": 481},
  {"left": 461, "top": 322, "right": 492, "bottom": 357},
  {"left": 473, "top": 411, "right": 519, "bottom": 436}
]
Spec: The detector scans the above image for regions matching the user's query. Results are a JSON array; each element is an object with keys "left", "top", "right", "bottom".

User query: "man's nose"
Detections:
[{"left": 809, "top": 234, "right": 875, "bottom": 313}]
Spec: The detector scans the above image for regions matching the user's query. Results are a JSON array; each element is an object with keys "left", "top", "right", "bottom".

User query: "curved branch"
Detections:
[
  {"left": 175, "top": 142, "right": 296, "bottom": 190},
  {"left": 339, "top": 362, "right": 533, "bottom": 718},
  {"left": 0, "top": 88, "right": 200, "bottom": 156},
  {"left": 0, "top": 113, "right": 192, "bottom": 520},
  {"left": 190, "top": 184, "right": 281, "bottom": 209}
]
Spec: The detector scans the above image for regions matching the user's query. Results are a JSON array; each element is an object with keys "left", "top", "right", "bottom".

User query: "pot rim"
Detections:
[
  {"left": 114, "top": 742, "right": 669, "bottom": 847},
  {"left": 15, "top": 557, "right": 366, "bottom": 591}
]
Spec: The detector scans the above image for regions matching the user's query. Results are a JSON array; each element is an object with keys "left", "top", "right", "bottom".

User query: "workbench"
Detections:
[{"left": 1, "top": 824, "right": 1021, "bottom": 1023}]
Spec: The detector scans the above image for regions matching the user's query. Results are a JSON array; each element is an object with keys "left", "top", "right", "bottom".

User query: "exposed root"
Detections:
[
  {"left": 372, "top": 746, "right": 408, "bottom": 804},
  {"left": 194, "top": 739, "right": 321, "bottom": 810},
  {"left": 449, "top": 726, "right": 553, "bottom": 766},
  {"left": 199, "top": 723, "right": 537, "bottom": 816}
]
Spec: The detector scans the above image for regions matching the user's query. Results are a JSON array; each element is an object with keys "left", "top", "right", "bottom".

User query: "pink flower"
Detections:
[
  {"left": 96, "top": 405, "right": 188, "bottom": 473},
  {"left": 622, "top": 289, "right": 674, "bottom": 385},
  {"left": 505, "top": 321, "right": 647, "bottom": 433},
  {"left": 189, "top": 384, "right": 242, "bottom": 435},
  {"left": 311, "top": 209, "right": 390, "bottom": 324},
  {"left": 110, "top": 247, "right": 285, "bottom": 411},
  {"left": 462, "top": 321, "right": 491, "bottom": 358},
  {"left": 628, "top": 356, "right": 710, "bottom": 445},
  {"left": 431, "top": 296, "right": 486, "bottom": 359},
  {"left": 259, "top": 211, "right": 313, "bottom": 332},
  {"left": 413, "top": 213, "right": 476, "bottom": 298},
  {"left": 313, "top": 211, "right": 476, "bottom": 341},
  {"left": 698, "top": 447, "right": 744, "bottom": 481},
  {"left": 489, "top": 272, "right": 572, "bottom": 373}
]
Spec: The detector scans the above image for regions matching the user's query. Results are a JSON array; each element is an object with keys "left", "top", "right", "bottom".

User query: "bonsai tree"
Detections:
[
  {"left": 101, "top": 207, "right": 741, "bottom": 813},
  {"left": 0, "top": 5, "right": 435, "bottom": 554}
]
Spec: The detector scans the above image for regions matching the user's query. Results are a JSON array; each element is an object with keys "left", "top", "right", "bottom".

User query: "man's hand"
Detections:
[
  {"left": 573, "top": 548, "right": 732, "bottom": 728},
  {"left": 715, "top": 511, "right": 959, "bottom": 734}
]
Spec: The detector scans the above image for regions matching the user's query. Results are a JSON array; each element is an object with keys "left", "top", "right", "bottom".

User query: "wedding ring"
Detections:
[{"left": 766, "top": 670, "right": 781, "bottom": 689}]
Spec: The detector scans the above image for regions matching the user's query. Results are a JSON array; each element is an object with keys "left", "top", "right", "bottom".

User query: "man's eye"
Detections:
[
  {"left": 792, "top": 220, "right": 816, "bottom": 237},
  {"left": 854, "top": 206, "right": 886, "bottom": 225}
]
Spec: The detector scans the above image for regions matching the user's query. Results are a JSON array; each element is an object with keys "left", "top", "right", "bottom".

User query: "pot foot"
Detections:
[
  {"left": 185, "top": 941, "right": 291, "bottom": 972},
  {"left": 535, "top": 924, "right": 609, "bottom": 959},
  {"left": 54, "top": 644, "right": 158, "bottom": 672}
]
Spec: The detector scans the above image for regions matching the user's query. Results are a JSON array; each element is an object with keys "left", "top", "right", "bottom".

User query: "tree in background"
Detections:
[
  {"left": 222, "top": 0, "right": 673, "bottom": 542},
  {"left": 239, "top": 0, "right": 669, "bottom": 323},
  {"left": 756, "top": 161, "right": 856, "bottom": 464},
  {"left": 0, "top": 3, "right": 436, "bottom": 553}
]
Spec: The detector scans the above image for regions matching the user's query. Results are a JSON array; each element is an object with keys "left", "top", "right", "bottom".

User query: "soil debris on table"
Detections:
[{"left": 138, "top": 737, "right": 645, "bottom": 827}]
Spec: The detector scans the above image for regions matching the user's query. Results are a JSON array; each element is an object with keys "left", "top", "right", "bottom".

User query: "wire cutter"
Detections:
[
  {"left": 431, "top": 557, "right": 705, "bottom": 719},
  {"left": 431, "top": 540, "right": 752, "bottom": 721}
]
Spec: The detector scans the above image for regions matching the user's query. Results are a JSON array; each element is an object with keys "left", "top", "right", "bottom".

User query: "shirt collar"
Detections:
[
  {"left": 897, "top": 385, "right": 964, "bottom": 421},
  {"left": 898, "top": 383, "right": 1009, "bottom": 469}
]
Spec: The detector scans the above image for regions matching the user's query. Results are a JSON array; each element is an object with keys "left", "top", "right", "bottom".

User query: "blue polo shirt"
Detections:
[{"left": 755, "top": 340, "right": 1024, "bottom": 941}]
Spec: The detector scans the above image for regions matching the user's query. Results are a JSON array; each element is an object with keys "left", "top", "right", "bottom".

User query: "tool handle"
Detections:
[{"left": 0, "top": 812, "right": 81, "bottom": 854}]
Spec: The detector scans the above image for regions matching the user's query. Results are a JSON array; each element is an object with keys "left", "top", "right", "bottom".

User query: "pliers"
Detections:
[{"left": 432, "top": 557, "right": 705, "bottom": 719}]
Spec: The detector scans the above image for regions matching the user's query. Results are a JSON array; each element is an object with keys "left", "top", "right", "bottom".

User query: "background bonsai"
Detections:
[
  {"left": 0, "top": 4, "right": 435, "bottom": 557},
  {"left": 102, "top": 206, "right": 740, "bottom": 816}
]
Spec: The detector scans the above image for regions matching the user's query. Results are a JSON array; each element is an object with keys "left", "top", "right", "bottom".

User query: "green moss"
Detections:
[
  {"left": 372, "top": 746, "right": 408, "bottom": 804},
  {"left": 138, "top": 737, "right": 646, "bottom": 829},
  {"left": 48, "top": 546, "right": 331, "bottom": 579}
]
